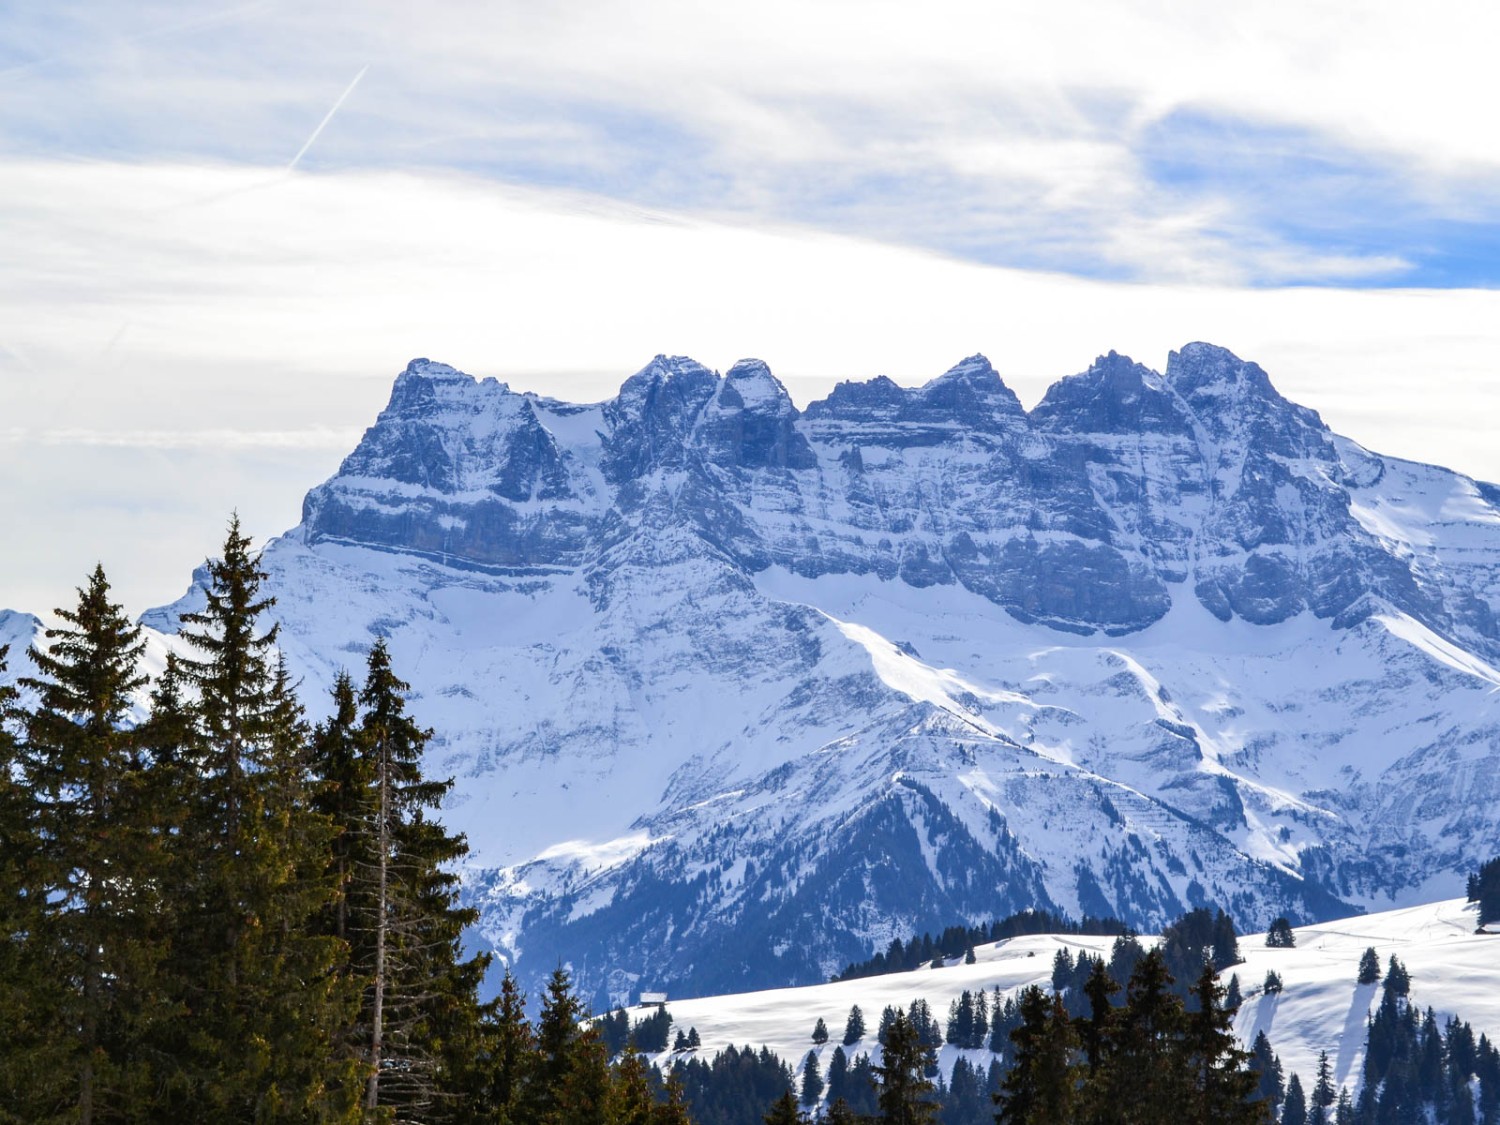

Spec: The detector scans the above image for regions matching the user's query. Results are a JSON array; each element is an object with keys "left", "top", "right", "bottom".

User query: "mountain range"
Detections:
[{"left": 9, "top": 342, "right": 1500, "bottom": 1007}]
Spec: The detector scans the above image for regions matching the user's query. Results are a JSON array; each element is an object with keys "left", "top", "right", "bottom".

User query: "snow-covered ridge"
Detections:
[
  {"left": 111, "top": 344, "right": 1500, "bottom": 1003},
  {"left": 631, "top": 898, "right": 1498, "bottom": 1109}
]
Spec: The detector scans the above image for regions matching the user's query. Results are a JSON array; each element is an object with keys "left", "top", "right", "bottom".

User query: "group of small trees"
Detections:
[
  {"left": 1469, "top": 857, "right": 1500, "bottom": 928},
  {"left": 996, "top": 950, "right": 1268, "bottom": 1125}
]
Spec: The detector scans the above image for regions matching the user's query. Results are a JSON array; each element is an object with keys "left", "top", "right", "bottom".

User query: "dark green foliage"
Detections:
[
  {"left": 1284, "top": 1073, "right": 1308, "bottom": 1125},
  {"left": 996, "top": 986, "right": 1079, "bottom": 1125},
  {"left": 12, "top": 567, "right": 165, "bottom": 1121},
  {"left": 673, "top": 1043, "right": 795, "bottom": 1125},
  {"left": 1248, "top": 1030, "right": 1283, "bottom": 1112},
  {"left": 946, "top": 988, "right": 991, "bottom": 1048},
  {"left": 874, "top": 1010, "right": 939, "bottom": 1124},
  {"left": 1266, "top": 917, "right": 1296, "bottom": 948},
  {"left": 631, "top": 1006, "right": 675, "bottom": 1053},
  {"left": 1384, "top": 955, "right": 1411, "bottom": 998},
  {"left": 842, "top": 1004, "right": 867, "bottom": 1046},
  {"left": 1357, "top": 947, "right": 1381, "bottom": 986},
  {"left": 811, "top": 1017, "right": 828, "bottom": 1044},
  {"left": 762, "top": 1089, "right": 806, "bottom": 1125},
  {"left": 1158, "top": 907, "right": 1242, "bottom": 987},
  {"left": 1264, "top": 970, "right": 1284, "bottom": 995},
  {"left": 833, "top": 908, "right": 1128, "bottom": 982},
  {"left": 1225, "top": 972, "right": 1243, "bottom": 1011},
  {"left": 1469, "top": 856, "right": 1500, "bottom": 927},
  {"left": 797, "top": 1051, "right": 822, "bottom": 1105},
  {"left": 160, "top": 519, "right": 361, "bottom": 1121}
]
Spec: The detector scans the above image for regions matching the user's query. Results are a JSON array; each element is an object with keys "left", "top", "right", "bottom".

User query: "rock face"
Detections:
[{"left": 140, "top": 344, "right": 1500, "bottom": 1006}]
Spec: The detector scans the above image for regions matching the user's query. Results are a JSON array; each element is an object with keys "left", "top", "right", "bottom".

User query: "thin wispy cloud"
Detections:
[
  {"left": 287, "top": 65, "right": 368, "bottom": 171},
  {"left": 3, "top": 0, "right": 1497, "bottom": 286}
]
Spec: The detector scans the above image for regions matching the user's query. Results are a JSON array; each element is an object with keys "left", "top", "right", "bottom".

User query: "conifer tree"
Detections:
[
  {"left": 763, "top": 1089, "right": 806, "bottom": 1125},
  {"left": 1283, "top": 1073, "right": 1308, "bottom": 1125},
  {"left": 479, "top": 969, "right": 532, "bottom": 1122},
  {"left": 654, "top": 1070, "right": 694, "bottom": 1125},
  {"left": 799, "top": 1051, "right": 823, "bottom": 1106},
  {"left": 1266, "top": 918, "right": 1296, "bottom": 948},
  {"left": 843, "top": 1005, "right": 866, "bottom": 1046},
  {"left": 1249, "top": 1030, "right": 1283, "bottom": 1113},
  {"left": 875, "top": 1010, "right": 940, "bottom": 1124},
  {"left": 1098, "top": 949, "right": 1187, "bottom": 1124},
  {"left": 163, "top": 518, "right": 359, "bottom": 1122},
  {"left": 16, "top": 565, "right": 169, "bottom": 1122},
  {"left": 0, "top": 644, "right": 40, "bottom": 1113},
  {"left": 996, "top": 986, "right": 1079, "bottom": 1125},
  {"left": 342, "top": 638, "right": 490, "bottom": 1119},
  {"left": 1357, "top": 948, "right": 1381, "bottom": 986},
  {"left": 1182, "top": 962, "right": 1262, "bottom": 1125},
  {"left": 812, "top": 1017, "right": 829, "bottom": 1045},
  {"left": 610, "top": 1046, "right": 657, "bottom": 1125}
]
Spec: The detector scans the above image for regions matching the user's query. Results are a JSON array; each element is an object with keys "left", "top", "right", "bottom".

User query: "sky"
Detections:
[{"left": 3, "top": 0, "right": 1499, "bottom": 615}]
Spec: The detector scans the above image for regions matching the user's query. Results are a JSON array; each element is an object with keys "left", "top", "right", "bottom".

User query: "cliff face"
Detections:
[{"left": 139, "top": 344, "right": 1500, "bottom": 1003}]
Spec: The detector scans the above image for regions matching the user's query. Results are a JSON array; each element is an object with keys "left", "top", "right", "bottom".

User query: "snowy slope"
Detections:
[
  {"left": 637, "top": 898, "right": 1499, "bottom": 1106},
  {"left": 87, "top": 343, "right": 1500, "bottom": 1002}
]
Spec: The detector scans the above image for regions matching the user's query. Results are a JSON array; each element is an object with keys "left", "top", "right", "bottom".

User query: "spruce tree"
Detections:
[
  {"left": 0, "top": 643, "right": 54, "bottom": 1119},
  {"left": 812, "top": 1017, "right": 829, "bottom": 1045},
  {"left": 763, "top": 1089, "right": 806, "bottom": 1125},
  {"left": 163, "top": 518, "right": 359, "bottom": 1122},
  {"left": 1265, "top": 918, "right": 1296, "bottom": 948},
  {"left": 1097, "top": 949, "right": 1188, "bottom": 1124},
  {"left": 1357, "top": 947, "right": 1381, "bottom": 986},
  {"left": 1182, "top": 962, "right": 1262, "bottom": 1125},
  {"left": 875, "top": 1010, "right": 940, "bottom": 1124},
  {"left": 996, "top": 986, "right": 1079, "bottom": 1125},
  {"left": 16, "top": 565, "right": 169, "bottom": 1122},
  {"left": 478, "top": 968, "right": 532, "bottom": 1122},
  {"left": 1282, "top": 1073, "right": 1307, "bottom": 1125},
  {"left": 799, "top": 1051, "right": 823, "bottom": 1105},
  {"left": 340, "top": 638, "right": 489, "bottom": 1120},
  {"left": 843, "top": 1005, "right": 866, "bottom": 1046}
]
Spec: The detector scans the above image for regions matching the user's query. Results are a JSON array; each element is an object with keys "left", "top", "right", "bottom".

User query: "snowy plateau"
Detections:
[{"left": 10, "top": 342, "right": 1500, "bottom": 1009}]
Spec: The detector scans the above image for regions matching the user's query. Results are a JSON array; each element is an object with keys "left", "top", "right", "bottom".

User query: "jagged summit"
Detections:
[{"left": 128, "top": 342, "right": 1500, "bottom": 1003}]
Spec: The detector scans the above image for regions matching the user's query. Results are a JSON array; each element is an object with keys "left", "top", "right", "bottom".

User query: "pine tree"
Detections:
[
  {"left": 812, "top": 1017, "right": 829, "bottom": 1045},
  {"left": 1282, "top": 1073, "right": 1307, "bottom": 1125},
  {"left": 610, "top": 1045, "right": 656, "bottom": 1125},
  {"left": 1265, "top": 918, "right": 1296, "bottom": 948},
  {"left": 996, "top": 986, "right": 1079, "bottom": 1125},
  {"left": 763, "top": 1089, "right": 806, "bottom": 1125},
  {"left": 0, "top": 644, "right": 45, "bottom": 1115},
  {"left": 1309, "top": 1049, "right": 1335, "bottom": 1125},
  {"left": 1182, "top": 963, "right": 1262, "bottom": 1125},
  {"left": 1248, "top": 1030, "right": 1283, "bottom": 1114},
  {"left": 653, "top": 1069, "right": 693, "bottom": 1125},
  {"left": 1357, "top": 947, "right": 1381, "bottom": 986},
  {"left": 16, "top": 565, "right": 169, "bottom": 1122},
  {"left": 529, "top": 966, "right": 598, "bottom": 1124},
  {"left": 478, "top": 968, "right": 532, "bottom": 1122},
  {"left": 161, "top": 518, "right": 359, "bottom": 1121},
  {"left": 843, "top": 1005, "right": 867, "bottom": 1046},
  {"left": 334, "top": 638, "right": 490, "bottom": 1119},
  {"left": 1096, "top": 949, "right": 1188, "bottom": 1125},
  {"left": 799, "top": 1051, "right": 823, "bottom": 1105},
  {"left": 874, "top": 1010, "right": 939, "bottom": 1124}
]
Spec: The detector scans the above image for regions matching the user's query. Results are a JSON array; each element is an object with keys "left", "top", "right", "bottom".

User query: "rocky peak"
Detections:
[
  {"left": 908, "top": 354, "right": 1026, "bottom": 430},
  {"left": 1030, "top": 350, "right": 1191, "bottom": 436},
  {"left": 603, "top": 355, "right": 721, "bottom": 481},
  {"left": 700, "top": 360, "right": 816, "bottom": 470}
]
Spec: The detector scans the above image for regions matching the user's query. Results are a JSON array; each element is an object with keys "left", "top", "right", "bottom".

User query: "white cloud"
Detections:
[{"left": 2, "top": 159, "right": 1499, "bottom": 617}]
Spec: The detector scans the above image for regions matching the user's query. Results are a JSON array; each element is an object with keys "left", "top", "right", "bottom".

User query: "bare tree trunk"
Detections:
[{"left": 364, "top": 733, "right": 391, "bottom": 1115}]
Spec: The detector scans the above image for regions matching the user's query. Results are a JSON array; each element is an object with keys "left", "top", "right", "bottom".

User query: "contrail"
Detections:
[{"left": 287, "top": 64, "right": 369, "bottom": 171}]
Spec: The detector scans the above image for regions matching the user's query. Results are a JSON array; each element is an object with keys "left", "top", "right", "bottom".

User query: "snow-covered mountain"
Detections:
[
  {"left": 119, "top": 344, "right": 1500, "bottom": 1004},
  {"left": 628, "top": 897, "right": 1500, "bottom": 1110}
]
